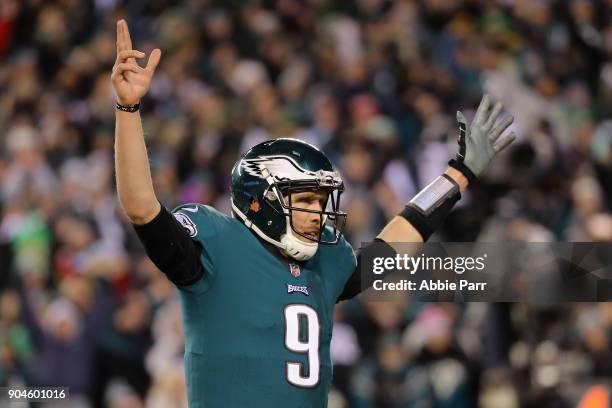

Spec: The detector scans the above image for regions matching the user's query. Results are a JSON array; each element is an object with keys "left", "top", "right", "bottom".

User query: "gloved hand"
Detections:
[{"left": 451, "top": 94, "right": 517, "bottom": 179}]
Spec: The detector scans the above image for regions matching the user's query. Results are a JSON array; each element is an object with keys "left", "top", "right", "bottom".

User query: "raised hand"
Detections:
[
  {"left": 111, "top": 19, "right": 161, "bottom": 106},
  {"left": 454, "top": 94, "right": 517, "bottom": 177}
]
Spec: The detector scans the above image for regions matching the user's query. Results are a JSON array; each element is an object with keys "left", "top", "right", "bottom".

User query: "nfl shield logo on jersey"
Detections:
[{"left": 289, "top": 263, "right": 301, "bottom": 278}]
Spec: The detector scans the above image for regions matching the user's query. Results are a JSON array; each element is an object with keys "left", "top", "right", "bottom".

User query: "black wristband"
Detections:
[
  {"left": 448, "top": 158, "right": 476, "bottom": 182},
  {"left": 116, "top": 102, "right": 140, "bottom": 112},
  {"left": 400, "top": 205, "right": 434, "bottom": 241}
]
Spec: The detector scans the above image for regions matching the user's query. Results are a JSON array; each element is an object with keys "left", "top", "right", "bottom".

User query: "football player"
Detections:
[{"left": 112, "top": 19, "right": 516, "bottom": 408}]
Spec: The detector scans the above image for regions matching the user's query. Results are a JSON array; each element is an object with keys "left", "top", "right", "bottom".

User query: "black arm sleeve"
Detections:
[
  {"left": 133, "top": 205, "right": 204, "bottom": 286},
  {"left": 337, "top": 266, "right": 361, "bottom": 302},
  {"left": 337, "top": 238, "right": 397, "bottom": 302}
]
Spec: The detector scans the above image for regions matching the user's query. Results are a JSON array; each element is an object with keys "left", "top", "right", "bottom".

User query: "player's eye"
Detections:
[
  {"left": 292, "top": 193, "right": 326, "bottom": 208},
  {"left": 294, "top": 194, "right": 312, "bottom": 203}
]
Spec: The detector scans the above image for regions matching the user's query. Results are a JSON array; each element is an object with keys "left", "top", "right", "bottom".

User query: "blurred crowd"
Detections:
[{"left": 1, "top": 0, "right": 612, "bottom": 407}]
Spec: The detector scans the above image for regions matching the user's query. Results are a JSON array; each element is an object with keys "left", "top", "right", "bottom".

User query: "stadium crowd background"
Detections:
[{"left": 1, "top": 0, "right": 612, "bottom": 407}]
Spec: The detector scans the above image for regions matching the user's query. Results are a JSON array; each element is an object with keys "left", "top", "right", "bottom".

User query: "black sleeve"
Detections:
[
  {"left": 337, "top": 238, "right": 396, "bottom": 302},
  {"left": 133, "top": 205, "right": 204, "bottom": 286},
  {"left": 336, "top": 267, "right": 361, "bottom": 302}
]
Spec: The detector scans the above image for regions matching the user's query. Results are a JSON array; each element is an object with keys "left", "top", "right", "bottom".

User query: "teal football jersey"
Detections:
[{"left": 171, "top": 203, "right": 357, "bottom": 408}]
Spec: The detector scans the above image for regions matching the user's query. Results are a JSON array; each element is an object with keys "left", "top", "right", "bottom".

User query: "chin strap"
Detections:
[
  {"left": 279, "top": 224, "right": 318, "bottom": 261},
  {"left": 231, "top": 201, "right": 318, "bottom": 261}
]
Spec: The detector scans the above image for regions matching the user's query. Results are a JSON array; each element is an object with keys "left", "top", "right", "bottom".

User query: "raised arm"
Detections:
[
  {"left": 377, "top": 94, "right": 516, "bottom": 243},
  {"left": 112, "top": 19, "right": 161, "bottom": 225},
  {"left": 111, "top": 20, "right": 203, "bottom": 286}
]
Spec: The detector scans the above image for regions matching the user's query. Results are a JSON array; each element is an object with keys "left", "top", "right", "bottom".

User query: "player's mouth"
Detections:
[{"left": 303, "top": 231, "right": 320, "bottom": 241}]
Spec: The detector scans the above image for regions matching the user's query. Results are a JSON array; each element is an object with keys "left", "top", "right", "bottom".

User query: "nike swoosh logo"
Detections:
[{"left": 182, "top": 206, "right": 199, "bottom": 213}]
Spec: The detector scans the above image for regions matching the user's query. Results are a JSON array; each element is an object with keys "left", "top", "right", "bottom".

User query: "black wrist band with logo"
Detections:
[{"left": 116, "top": 102, "right": 140, "bottom": 112}]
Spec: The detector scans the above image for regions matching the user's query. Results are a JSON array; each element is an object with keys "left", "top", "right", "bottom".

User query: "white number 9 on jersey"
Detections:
[{"left": 284, "top": 304, "right": 320, "bottom": 388}]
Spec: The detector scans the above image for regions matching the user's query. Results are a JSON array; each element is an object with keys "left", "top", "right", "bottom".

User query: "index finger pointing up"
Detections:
[
  {"left": 121, "top": 20, "right": 134, "bottom": 52},
  {"left": 116, "top": 20, "right": 125, "bottom": 53},
  {"left": 117, "top": 20, "right": 137, "bottom": 64}
]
